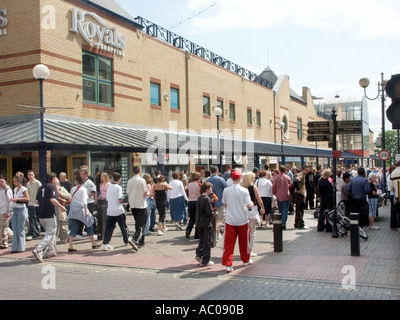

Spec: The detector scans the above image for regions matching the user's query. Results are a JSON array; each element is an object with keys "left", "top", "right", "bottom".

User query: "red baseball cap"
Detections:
[{"left": 231, "top": 170, "right": 242, "bottom": 180}]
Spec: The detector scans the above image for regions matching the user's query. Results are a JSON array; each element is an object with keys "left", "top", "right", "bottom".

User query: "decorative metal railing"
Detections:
[
  {"left": 317, "top": 111, "right": 331, "bottom": 120},
  {"left": 136, "top": 17, "right": 273, "bottom": 89}
]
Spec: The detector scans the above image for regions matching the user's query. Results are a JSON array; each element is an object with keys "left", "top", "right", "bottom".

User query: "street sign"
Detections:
[
  {"left": 307, "top": 121, "right": 330, "bottom": 128},
  {"left": 336, "top": 120, "right": 362, "bottom": 134},
  {"left": 307, "top": 134, "right": 330, "bottom": 142},
  {"left": 307, "top": 127, "right": 330, "bottom": 135},
  {"left": 379, "top": 150, "right": 390, "bottom": 161},
  {"left": 307, "top": 121, "right": 331, "bottom": 141}
]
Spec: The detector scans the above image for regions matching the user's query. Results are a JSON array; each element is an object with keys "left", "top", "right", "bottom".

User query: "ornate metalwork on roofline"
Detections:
[
  {"left": 136, "top": 17, "right": 273, "bottom": 89},
  {"left": 317, "top": 111, "right": 331, "bottom": 120}
]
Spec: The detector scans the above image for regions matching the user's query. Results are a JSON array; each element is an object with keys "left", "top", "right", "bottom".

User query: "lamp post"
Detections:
[
  {"left": 214, "top": 107, "right": 223, "bottom": 173},
  {"left": 359, "top": 73, "right": 387, "bottom": 194},
  {"left": 279, "top": 122, "right": 285, "bottom": 165},
  {"left": 33, "top": 64, "right": 50, "bottom": 184}
]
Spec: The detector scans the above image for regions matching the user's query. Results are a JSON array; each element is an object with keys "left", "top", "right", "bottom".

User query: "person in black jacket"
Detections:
[
  {"left": 317, "top": 169, "right": 334, "bottom": 232},
  {"left": 195, "top": 182, "right": 215, "bottom": 267}
]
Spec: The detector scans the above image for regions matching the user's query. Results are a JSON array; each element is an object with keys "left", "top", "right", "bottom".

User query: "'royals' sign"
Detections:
[
  {"left": 70, "top": 8, "right": 126, "bottom": 56},
  {"left": 0, "top": 9, "right": 8, "bottom": 36}
]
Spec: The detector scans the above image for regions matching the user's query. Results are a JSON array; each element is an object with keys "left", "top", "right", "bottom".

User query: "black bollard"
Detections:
[
  {"left": 331, "top": 211, "right": 339, "bottom": 238},
  {"left": 350, "top": 213, "right": 360, "bottom": 257},
  {"left": 273, "top": 213, "right": 283, "bottom": 252}
]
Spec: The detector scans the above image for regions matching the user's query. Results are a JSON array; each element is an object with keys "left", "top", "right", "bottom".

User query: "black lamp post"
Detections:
[
  {"left": 33, "top": 64, "right": 50, "bottom": 184},
  {"left": 359, "top": 73, "right": 387, "bottom": 193},
  {"left": 214, "top": 106, "right": 223, "bottom": 173}
]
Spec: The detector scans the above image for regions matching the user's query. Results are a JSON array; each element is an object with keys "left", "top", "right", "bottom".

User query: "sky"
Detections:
[{"left": 115, "top": 0, "right": 400, "bottom": 141}]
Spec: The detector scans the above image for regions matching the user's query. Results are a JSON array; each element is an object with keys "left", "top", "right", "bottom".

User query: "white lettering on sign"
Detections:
[
  {"left": 0, "top": 8, "right": 8, "bottom": 36},
  {"left": 70, "top": 7, "right": 126, "bottom": 56}
]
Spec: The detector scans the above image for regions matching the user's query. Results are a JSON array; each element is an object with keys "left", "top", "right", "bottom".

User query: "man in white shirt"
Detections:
[
  {"left": 79, "top": 167, "right": 98, "bottom": 238},
  {"left": 255, "top": 170, "right": 273, "bottom": 227},
  {"left": 221, "top": 170, "right": 254, "bottom": 273},
  {"left": 126, "top": 166, "right": 148, "bottom": 248},
  {"left": 26, "top": 170, "right": 42, "bottom": 240},
  {"left": 102, "top": 172, "right": 135, "bottom": 251}
]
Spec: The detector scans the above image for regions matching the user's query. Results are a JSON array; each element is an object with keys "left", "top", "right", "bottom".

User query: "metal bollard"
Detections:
[
  {"left": 273, "top": 213, "right": 283, "bottom": 252},
  {"left": 350, "top": 213, "right": 360, "bottom": 257}
]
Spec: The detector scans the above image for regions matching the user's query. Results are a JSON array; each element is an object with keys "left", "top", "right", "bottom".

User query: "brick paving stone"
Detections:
[{"left": 1, "top": 205, "right": 399, "bottom": 300}]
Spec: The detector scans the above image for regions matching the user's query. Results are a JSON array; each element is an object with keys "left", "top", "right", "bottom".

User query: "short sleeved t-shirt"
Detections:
[
  {"left": 222, "top": 184, "right": 252, "bottom": 226},
  {"left": 36, "top": 183, "right": 58, "bottom": 219},
  {"left": 70, "top": 185, "right": 88, "bottom": 206},
  {"left": 106, "top": 183, "right": 125, "bottom": 217}
]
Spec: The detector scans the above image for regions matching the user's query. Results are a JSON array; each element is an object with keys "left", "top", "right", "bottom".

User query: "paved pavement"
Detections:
[{"left": 1, "top": 204, "right": 400, "bottom": 300}]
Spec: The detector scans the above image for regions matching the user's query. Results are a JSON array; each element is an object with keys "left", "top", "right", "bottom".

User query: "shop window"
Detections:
[
  {"left": 82, "top": 52, "right": 113, "bottom": 107},
  {"left": 170, "top": 87, "right": 180, "bottom": 110},
  {"left": 150, "top": 82, "right": 161, "bottom": 106}
]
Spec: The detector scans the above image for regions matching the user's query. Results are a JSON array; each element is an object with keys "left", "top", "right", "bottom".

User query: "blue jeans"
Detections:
[
  {"left": 144, "top": 198, "right": 156, "bottom": 235},
  {"left": 27, "top": 206, "right": 40, "bottom": 237},
  {"left": 368, "top": 198, "right": 378, "bottom": 218},
  {"left": 11, "top": 207, "right": 27, "bottom": 252},
  {"left": 277, "top": 200, "right": 290, "bottom": 226}
]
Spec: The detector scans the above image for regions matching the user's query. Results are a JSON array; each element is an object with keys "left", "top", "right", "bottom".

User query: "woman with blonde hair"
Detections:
[
  {"left": 143, "top": 173, "right": 157, "bottom": 235},
  {"left": 52, "top": 177, "right": 71, "bottom": 243},
  {"left": 317, "top": 168, "right": 334, "bottom": 232},
  {"left": 241, "top": 171, "right": 265, "bottom": 257},
  {"left": 167, "top": 172, "right": 188, "bottom": 230},
  {"left": 97, "top": 172, "right": 111, "bottom": 240}
]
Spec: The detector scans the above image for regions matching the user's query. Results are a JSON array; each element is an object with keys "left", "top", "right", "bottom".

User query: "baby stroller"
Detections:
[{"left": 313, "top": 197, "right": 321, "bottom": 219}]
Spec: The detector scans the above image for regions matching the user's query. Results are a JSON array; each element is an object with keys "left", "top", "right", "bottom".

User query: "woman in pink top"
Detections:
[{"left": 97, "top": 172, "right": 111, "bottom": 240}]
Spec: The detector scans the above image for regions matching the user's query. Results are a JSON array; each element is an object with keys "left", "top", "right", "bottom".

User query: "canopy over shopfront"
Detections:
[{"left": 0, "top": 115, "right": 363, "bottom": 162}]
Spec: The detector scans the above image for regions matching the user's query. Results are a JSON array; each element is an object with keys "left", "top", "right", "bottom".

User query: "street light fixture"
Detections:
[
  {"left": 214, "top": 106, "right": 223, "bottom": 173},
  {"left": 279, "top": 122, "right": 285, "bottom": 165},
  {"left": 33, "top": 64, "right": 50, "bottom": 183},
  {"left": 359, "top": 73, "right": 387, "bottom": 194}
]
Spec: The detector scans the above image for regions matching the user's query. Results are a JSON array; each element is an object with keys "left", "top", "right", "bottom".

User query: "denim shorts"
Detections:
[{"left": 68, "top": 219, "right": 94, "bottom": 237}]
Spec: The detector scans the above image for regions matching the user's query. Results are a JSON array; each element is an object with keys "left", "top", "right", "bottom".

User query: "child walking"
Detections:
[{"left": 195, "top": 182, "right": 215, "bottom": 266}]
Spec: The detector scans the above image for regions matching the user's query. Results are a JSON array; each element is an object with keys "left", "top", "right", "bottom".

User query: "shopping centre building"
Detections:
[{"left": 0, "top": 0, "right": 369, "bottom": 187}]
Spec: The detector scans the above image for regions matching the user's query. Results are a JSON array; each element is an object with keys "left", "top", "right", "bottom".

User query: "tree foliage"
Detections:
[{"left": 374, "top": 130, "right": 399, "bottom": 166}]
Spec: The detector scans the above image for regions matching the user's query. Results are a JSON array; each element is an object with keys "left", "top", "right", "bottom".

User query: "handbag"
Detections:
[
  {"left": 58, "top": 210, "right": 67, "bottom": 221},
  {"left": 58, "top": 197, "right": 71, "bottom": 206}
]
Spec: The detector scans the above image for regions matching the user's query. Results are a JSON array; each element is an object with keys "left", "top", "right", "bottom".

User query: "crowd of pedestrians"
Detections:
[{"left": 0, "top": 160, "right": 398, "bottom": 272}]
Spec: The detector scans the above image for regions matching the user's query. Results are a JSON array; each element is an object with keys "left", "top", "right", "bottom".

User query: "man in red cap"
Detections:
[{"left": 221, "top": 169, "right": 254, "bottom": 273}]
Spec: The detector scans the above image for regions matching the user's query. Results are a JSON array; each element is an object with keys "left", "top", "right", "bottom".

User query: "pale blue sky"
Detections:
[{"left": 115, "top": 0, "right": 400, "bottom": 140}]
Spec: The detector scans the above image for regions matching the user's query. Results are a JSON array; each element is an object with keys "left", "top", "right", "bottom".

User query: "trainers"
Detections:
[
  {"left": 103, "top": 244, "right": 113, "bottom": 251},
  {"left": 250, "top": 252, "right": 258, "bottom": 257},
  {"left": 128, "top": 238, "right": 139, "bottom": 251},
  {"left": 195, "top": 256, "right": 202, "bottom": 263},
  {"left": 175, "top": 222, "right": 182, "bottom": 230},
  {"left": 74, "top": 235, "right": 83, "bottom": 240},
  {"left": 300, "top": 225, "right": 310, "bottom": 230},
  {"left": 157, "top": 230, "right": 165, "bottom": 236},
  {"left": 225, "top": 266, "right": 234, "bottom": 273},
  {"left": 243, "top": 259, "right": 253, "bottom": 266},
  {"left": 369, "top": 226, "right": 380, "bottom": 230},
  {"left": 32, "top": 249, "right": 43, "bottom": 263},
  {"left": 201, "top": 261, "right": 214, "bottom": 267}
]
